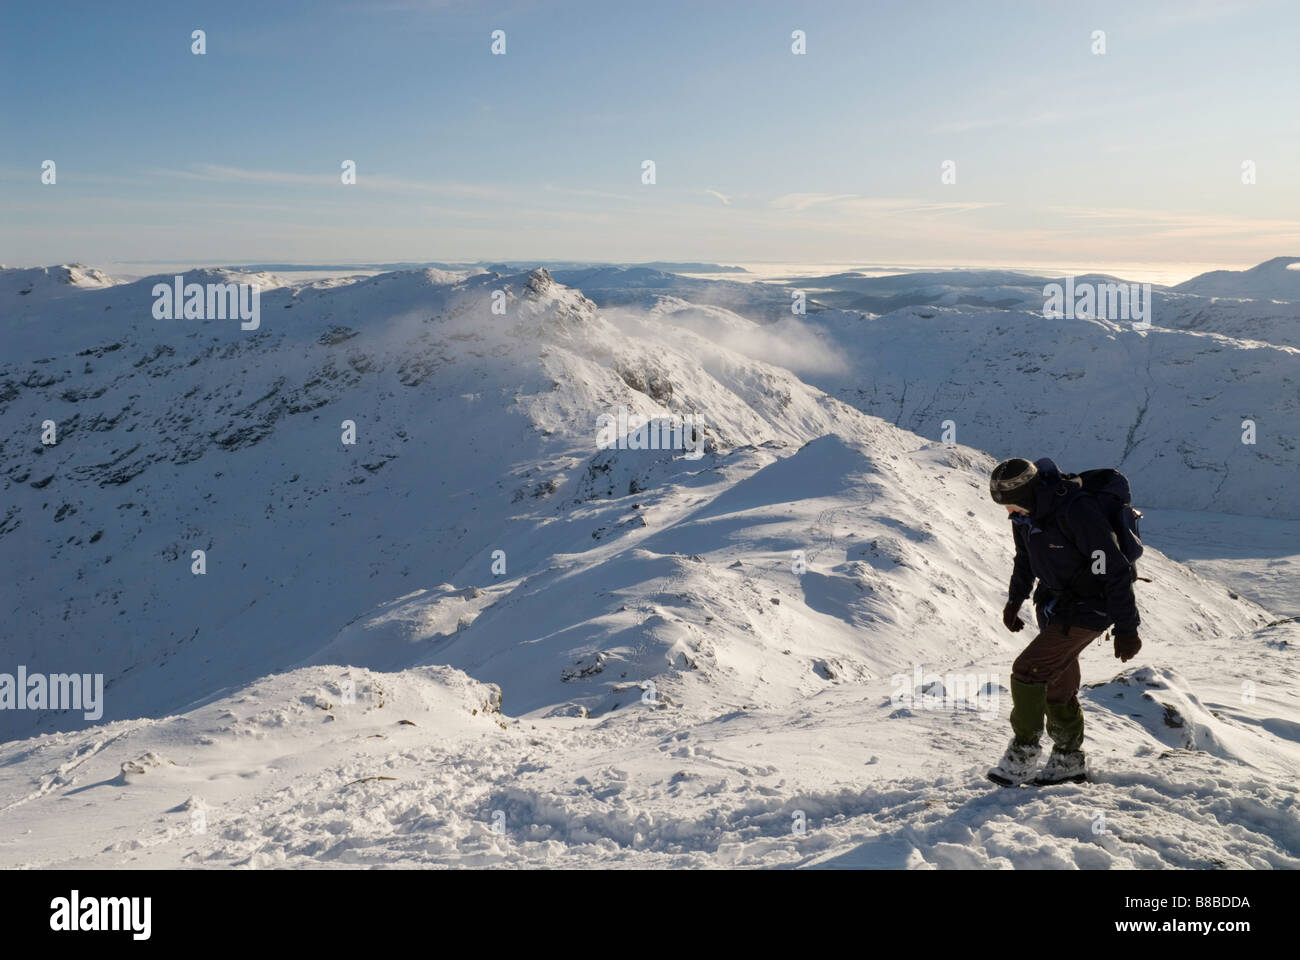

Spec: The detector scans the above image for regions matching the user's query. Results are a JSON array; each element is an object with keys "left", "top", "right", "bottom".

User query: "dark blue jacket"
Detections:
[{"left": 1007, "top": 458, "right": 1140, "bottom": 635}]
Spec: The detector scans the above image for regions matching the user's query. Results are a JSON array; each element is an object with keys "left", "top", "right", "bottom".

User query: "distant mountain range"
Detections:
[
  {"left": 1170, "top": 256, "right": 1300, "bottom": 301},
  {"left": 197, "top": 260, "right": 751, "bottom": 275}
]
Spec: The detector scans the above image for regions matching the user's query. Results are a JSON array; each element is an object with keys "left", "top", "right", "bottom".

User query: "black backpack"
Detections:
[{"left": 1074, "top": 468, "right": 1145, "bottom": 580}]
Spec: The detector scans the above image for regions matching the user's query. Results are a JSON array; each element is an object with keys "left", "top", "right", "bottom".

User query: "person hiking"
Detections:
[{"left": 986, "top": 457, "right": 1142, "bottom": 786}]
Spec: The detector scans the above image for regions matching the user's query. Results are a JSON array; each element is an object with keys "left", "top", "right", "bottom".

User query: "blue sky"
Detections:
[{"left": 2, "top": 0, "right": 1298, "bottom": 270}]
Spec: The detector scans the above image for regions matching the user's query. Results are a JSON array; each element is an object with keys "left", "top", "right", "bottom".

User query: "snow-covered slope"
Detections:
[
  {"left": 636, "top": 303, "right": 1298, "bottom": 518},
  {"left": 533, "top": 263, "right": 1300, "bottom": 519},
  {"left": 2, "top": 263, "right": 1297, "bottom": 870},
  {"left": 2, "top": 621, "right": 1297, "bottom": 869},
  {"left": 0, "top": 265, "right": 901, "bottom": 741},
  {"left": 780, "top": 259, "right": 1300, "bottom": 314},
  {"left": 0, "top": 264, "right": 118, "bottom": 313},
  {"left": 551, "top": 266, "right": 816, "bottom": 322},
  {"left": 774, "top": 268, "right": 1143, "bottom": 314},
  {"left": 2, "top": 424, "right": 1296, "bottom": 867},
  {"left": 1173, "top": 256, "right": 1300, "bottom": 302},
  {"left": 1152, "top": 292, "right": 1300, "bottom": 349}
]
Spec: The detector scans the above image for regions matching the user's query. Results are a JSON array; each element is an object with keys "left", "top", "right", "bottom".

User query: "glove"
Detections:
[
  {"left": 1114, "top": 632, "right": 1141, "bottom": 662},
  {"left": 1002, "top": 600, "right": 1025, "bottom": 632}
]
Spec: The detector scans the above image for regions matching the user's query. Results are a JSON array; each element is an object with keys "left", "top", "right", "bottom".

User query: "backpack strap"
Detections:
[{"left": 1045, "top": 482, "right": 1090, "bottom": 638}]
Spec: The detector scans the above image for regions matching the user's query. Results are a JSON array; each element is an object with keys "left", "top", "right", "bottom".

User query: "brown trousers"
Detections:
[{"left": 1011, "top": 622, "right": 1105, "bottom": 703}]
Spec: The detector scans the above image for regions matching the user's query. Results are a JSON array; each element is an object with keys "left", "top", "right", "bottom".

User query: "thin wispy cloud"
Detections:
[
  {"left": 152, "top": 164, "right": 333, "bottom": 185},
  {"left": 1049, "top": 205, "right": 1300, "bottom": 236},
  {"left": 768, "top": 193, "right": 859, "bottom": 213},
  {"left": 152, "top": 164, "right": 509, "bottom": 201},
  {"left": 543, "top": 184, "right": 638, "bottom": 202},
  {"left": 770, "top": 194, "right": 1000, "bottom": 217},
  {"left": 932, "top": 110, "right": 1064, "bottom": 135}
]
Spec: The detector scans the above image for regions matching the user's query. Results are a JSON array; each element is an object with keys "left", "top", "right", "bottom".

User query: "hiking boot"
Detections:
[
  {"left": 1034, "top": 749, "right": 1087, "bottom": 785},
  {"left": 987, "top": 738, "right": 1042, "bottom": 787}
]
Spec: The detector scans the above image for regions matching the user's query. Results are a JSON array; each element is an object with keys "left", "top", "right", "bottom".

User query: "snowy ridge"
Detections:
[
  {"left": 1, "top": 264, "right": 1298, "bottom": 869},
  {"left": 0, "top": 266, "right": 912, "bottom": 740},
  {"left": 1172, "top": 256, "right": 1300, "bottom": 302},
  {"left": 635, "top": 303, "right": 1300, "bottom": 518},
  {"left": 0, "top": 264, "right": 118, "bottom": 313},
  {"left": 1151, "top": 293, "right": 1300, "bottom": 349},
  {"left": 1, "top": 620, "right": 1296, "bottom": 868}
]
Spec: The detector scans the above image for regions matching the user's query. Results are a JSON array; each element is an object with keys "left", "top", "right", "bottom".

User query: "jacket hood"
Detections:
[
  {"left": 1029, "top": 458, "right": 1080, "bottom": 520},
  {"left": 1033, "top": 457, "right": 1061, "bottom": 487}
]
